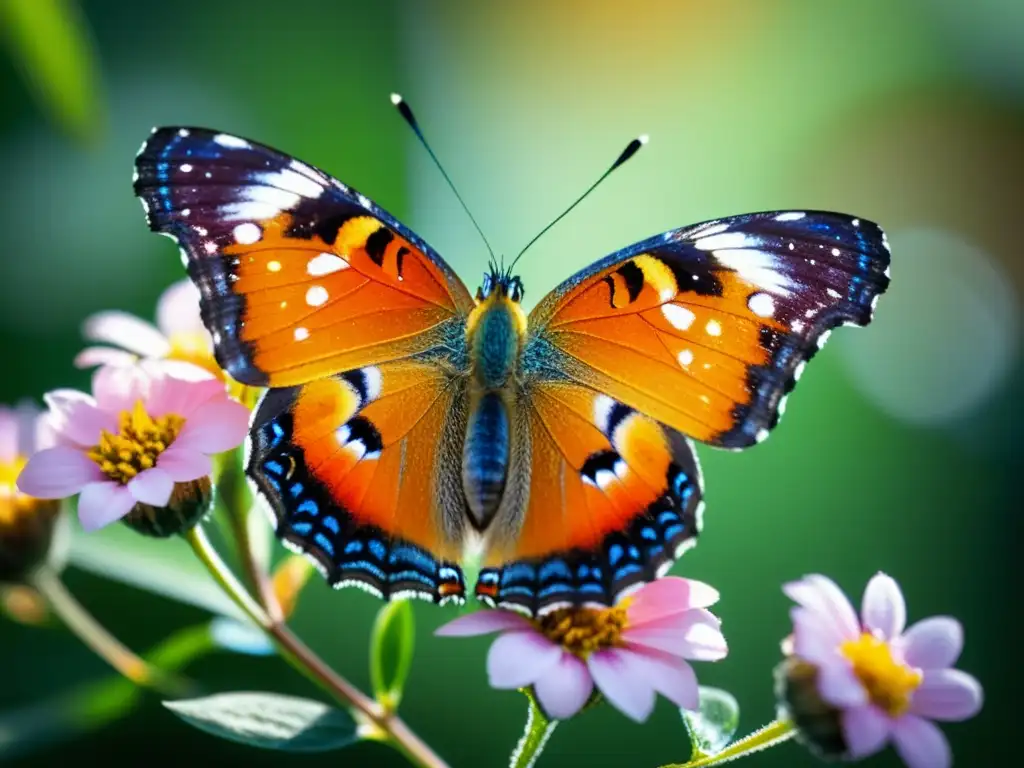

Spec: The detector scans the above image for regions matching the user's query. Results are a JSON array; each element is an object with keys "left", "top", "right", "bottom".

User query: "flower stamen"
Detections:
[
  {"left": 533, "top": 604, "right": 630, "bottom": 658},
  {"left": 840, "top": 632, "right": 922, "bottom": 716},
  {"left": 87, "top": 401, "right": 184, "bottom": 484}
]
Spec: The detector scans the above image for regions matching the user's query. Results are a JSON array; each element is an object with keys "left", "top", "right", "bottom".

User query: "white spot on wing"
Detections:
[
  {"left": 177, "top": 128, "right": 190, "bottom": 137},
  {"left": 791, "top": 319, "right": 805, "bottom": 333},
  {"left": 794, "top": 361, "right": 807, "bottom": 381},
  {"left": 688, "top": 221, "right": 729, "bottom": 239},
  {"left": 694, "top": 232, "right": 757, "bottom": 251},
  {"left": 827, "top": 288, "right": 842, "bottom": 299},
  {"left": 831, "top": 247, "right": 841, "bottom": 256},
  {"left": 755, "top": 428, "right": 770, "bottom": 442},
  {"left": 713, "top": 249, "right": 794, "bottom": 296},
  {"left": 816, "top": 329, "right": 832, "bottom": 349},
  {"left": 747, "top": 292, "right": 775, "bottom": 318},
  {"left": 233, "top": 222, "right": 261, "bottom": 244},
  {"left": 705, "top": 319, "right": 722, "bottom": 336},
  {"left": 255, "top": 168, "right": 324, "bottom": 198},
  {"left": 180, "top": 163, "right": 193, "bottom": 173},
  {"left": 662, "top": 303, "right": 696, "bottom": 330},
  {"left": 774, "top": 212, "right": 806, "bottom": 222},
  {"left": 308, "top": 252, "right": 347, "bottom": 276},
  {"left": 294, "top": 327, "right": 309, "bottom": 341},
  {"left": 203, "top": 241, "right": 218, "bottom": 254},
  {"left": 213, "top": 133, "right": 250, "bottom": 149},
  {"left": 362, "top": 366, "right": 383, "bottom": 401},
  {"left": 677, "top": 349, "right": 694, "bottom": 367},
  {"left": 305, "top": 286, "right": 329, "bottom": 307},
  {"left": 593, "top": 394, "right": 615, "bottom": 433}
]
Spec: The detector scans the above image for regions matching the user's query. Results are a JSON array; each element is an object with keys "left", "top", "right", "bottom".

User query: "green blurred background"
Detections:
[{"left": 0, "top": 0, "right": 1019, "bottom": 765}]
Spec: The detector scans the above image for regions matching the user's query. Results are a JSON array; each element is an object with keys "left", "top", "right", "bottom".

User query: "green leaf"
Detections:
[
  {"left": 164, "top": 692, "right": 359, "bottom": 753},
  {"left": 369, "top": 600, "right": 414, "bottom": 710},
  {"left": 66, "top": 522, "right": 247, "bottom": 622},
  {"left": 683, "top": 686, "right": 741, "bottom": 759},
  {"left": 0, "top": 0, "right": 103, "bottom": 140}
]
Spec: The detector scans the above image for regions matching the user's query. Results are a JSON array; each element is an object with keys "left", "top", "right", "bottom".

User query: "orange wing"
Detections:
[
  {"left": 475, "top": 211, "right": 889, "bottom": 614},
  {"left": 249, "top": 359, "right": 468, "bottom": 604},
  {"left": 527, "top": 211, "right": 890, "bottom": 448},
  {"left": 134, "top": 127, "right": 474, "bottom": 387},
  {"left": 476, "top": 383, "right": 704, "bottom": 614}
]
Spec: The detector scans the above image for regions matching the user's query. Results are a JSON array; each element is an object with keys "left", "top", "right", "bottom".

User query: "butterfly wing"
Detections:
[
  {"left": 476, "top": 384, "right": 704, "bottom": 615},
  {"left": 526, "top": 211, "right": 890, "bottom": 448},
  {"left": 135, "top": 128, "right": 476, "bottom": 604},
  {"left": 476, "top": 211, "right": 889, "bottom": 613},
  {"left": 134, "top": 127, "right": 474, "bottom": 387}
]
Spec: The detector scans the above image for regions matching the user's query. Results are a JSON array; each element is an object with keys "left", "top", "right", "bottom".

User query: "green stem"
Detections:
[
  {"left": 31, "top": 567, "right": 191, "bottom": 697},
  {"left": 661, "top": 720, "right": 796, "bottom": 768},
  {"left": 510, "top": 691, "right": 558, "bottom": 768},
  {"left": 182, "top": 524, "right": 450, "bottom": 768}
]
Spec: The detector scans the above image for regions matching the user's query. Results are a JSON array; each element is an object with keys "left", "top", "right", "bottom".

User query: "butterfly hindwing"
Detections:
[
  {"left": 134, "top": 127, "right": 474, "bottom": 388},
  {"left": 248, "top": 358, "right": 469, "bottom": 604},
  {"left": 476, "top": 383, "right": 703, "bottom": 615},
  {"left": 527, "top": 211, "right": 890, "bottom": 449}
]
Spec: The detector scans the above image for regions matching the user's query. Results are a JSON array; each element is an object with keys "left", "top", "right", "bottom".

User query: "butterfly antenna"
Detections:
[
  {"left": 390, "top": 93, "right": 496, "bottom": 262},
  {"left": 508, "top": 135, "right": 648, "bottom": 273}
]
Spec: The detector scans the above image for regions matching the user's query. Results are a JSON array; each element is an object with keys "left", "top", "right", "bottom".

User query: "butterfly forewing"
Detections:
[
  {"left": 134, "top": 127, "right": 474, "bottom": 388},
  {"left": 527, "top": 211, "right": 890, "bottom": 449}
]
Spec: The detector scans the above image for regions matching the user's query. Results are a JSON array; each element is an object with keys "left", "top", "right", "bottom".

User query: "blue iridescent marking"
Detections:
[
  {"left": 500, "top": 585, "right": 536, "bottom": 598},
  {"left": 612, "top": 563, "right": 644, "bottom": 581},
  {"left": 539, "top": 560, "right": 572, "bottom": 581},
  {"left": 291, "top": 521, "right": 313, "bottom": 535},
  {"left": 389, "top": 570, "right": 435, "bottom": 587},
  {"left": 344, "top": 540, "right": 363, "bottom": 554},
  {"left": 368, "top": 539, "right": 387, "bottom": 561},
  {"left": 628, "top": 545, "right": 641, "bottom": 559},
  {"left": 538, "top": 583, "right": 570, "bottom": 599},
  {"left": 296, "top": 499, "right": 318, "bottom": 515},
  {"left": 314, "top": 533, "right": 334, "bottom": 555},
  {"left": 289, "top": 482, "right": 303, "bottom": 498},
  {"left": 270, "top": 422, "right": 285, "bottom": 447},
  {"left": 501, "top": 563, "right": 535, "bottom": 585},
  {"left": 322, "top": 516, "right": 339, "bottom": 534},
  {"left": 576, "top": 564, "right": 591, "bottom": 579},
  {"left": 264, "top": 460, "right": 284, "bottom": 476},
  {"left": 343, "top": 560, "right": 385, "bottom": 581},
  {"left": 478, "top": 571, "right": 499, "bottom": 585},
  {"left": 641, "top": 526, "right": 658, "bottom": 541},
  {"left": 439, "top": 566, "right": 460, "bottom": 580},
  {"left": 389, "top": 545, "right": 437, "bottom": 573},
  {"left": 156, "top": 161, "right": 169, "bottom": 181},
  {"left": 664, "top": 524, "right": 686, "bottom": 540},
  {"left": 580, "top": 583, "right": 605, "bottom": 594},
  {"left": 265, "top": 476, "right": 281, "bottom": 491},
  {"left": 647, "top": 545, "right": 664, "bottom": 558},
  {"left": 607, "top": 543, "right": 625, "bottom": 567}
]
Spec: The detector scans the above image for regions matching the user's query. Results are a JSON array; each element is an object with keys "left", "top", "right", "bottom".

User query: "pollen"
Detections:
[
  {"left": 87, "top": 401, "right": 185, "bottom": 484},
  {"left": 841, "top": 633, "right": 923, "bottom": 716},
  {"left": 534, "top": 602, "right": 631, "bottom": 658}
]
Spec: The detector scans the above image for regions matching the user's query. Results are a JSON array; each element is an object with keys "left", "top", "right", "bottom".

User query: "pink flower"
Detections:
[
  {"left": 76, "top": 280, "right": 213, "bottom": 374},
  {"left": 782, "top": 572, "right": 982, "bottom": 768},
  {"left": 16, "top": 363, "right": 249, "bottom": 532},
  {"left": 436, "top": 577, "right": 727, "bottom": 722}
]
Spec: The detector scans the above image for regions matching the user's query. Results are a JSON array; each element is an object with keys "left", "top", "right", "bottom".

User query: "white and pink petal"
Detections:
[
  {"left": 909, "top": 669, "right": 983, "bottom": 721},
  {"left": 83, "top": 311, "right": 171, "bottom": 357},
  {"left": 900, "top": 617, "right": 963, "bottom": 670},
  {"left": 533, "top": 653, "right": 593, "bottom": 720},
  {"left": 435, "top": 610, "right": 531, "bottom": 637},
  {"left": 128, "top": 468, "right": 175, "bottom": 507},
  {"left": 783, "top": 575, "right": 860, "bottom": 642},
  {"left": 486, "top": 631, "right": 563, "bottom": 689},
  {"left": 891, "top": 715, "right": 952, "bottom": 768},
  {"left": 77, "top": 481, "right": 137, "bottom": 531},
  {"left": 587, "top": 648, "right": 657, "bottom": 722},
  {"left": 171, "top": 398, "right": 250, "bottom": 453},
  {"left": 16, "top": 446, "right": 105, "bottom": 498},
  {"left": 861, "top": 572, "right": 906, "bottom": 640},
  {"left": 840, "top": 705, "right": 890, "bottom": 758}
]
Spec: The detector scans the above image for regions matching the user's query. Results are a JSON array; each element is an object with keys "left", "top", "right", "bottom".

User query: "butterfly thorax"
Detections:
[{"left": 462, "top": 278, "right": 528, "bottom": 531}]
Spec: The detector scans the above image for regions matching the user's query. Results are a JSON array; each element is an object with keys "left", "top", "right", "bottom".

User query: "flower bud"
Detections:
[
  {"left": 122, "top": 477, "right": 213, "bottom": 538},
  {"left": 774, "top": 657, "right": 847, "bottom": 760},
  {"left": 0, "top": 480, "right": 61, "bottom": 582}
]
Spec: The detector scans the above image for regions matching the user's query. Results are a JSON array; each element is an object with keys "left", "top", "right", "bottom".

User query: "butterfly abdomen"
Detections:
[{"left": 462, "top": 391, "right": 510, "bottom": 530}]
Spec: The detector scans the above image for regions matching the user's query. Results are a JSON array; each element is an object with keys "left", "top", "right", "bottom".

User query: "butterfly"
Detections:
[{"left": 133, "top": 118, "right": 890, "bottom": 617}]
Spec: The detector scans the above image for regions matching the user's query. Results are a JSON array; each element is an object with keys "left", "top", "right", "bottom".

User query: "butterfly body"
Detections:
[{"left": 134, "top": 127, "right": 891, "bottom": 616}]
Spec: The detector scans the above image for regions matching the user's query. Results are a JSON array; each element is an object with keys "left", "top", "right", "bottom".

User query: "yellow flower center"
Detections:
[
  {"left": 840, "top": 633, "right": 922, "bottom": 716},
  {"left": 87, "top": 401, "right": 184, "bottom": 484},
  {"left": 0, "top": 456, "right": 34, "bottom": 525},
  {"left": 533, "top": 603, "right": 630, "bottom": 658}
]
